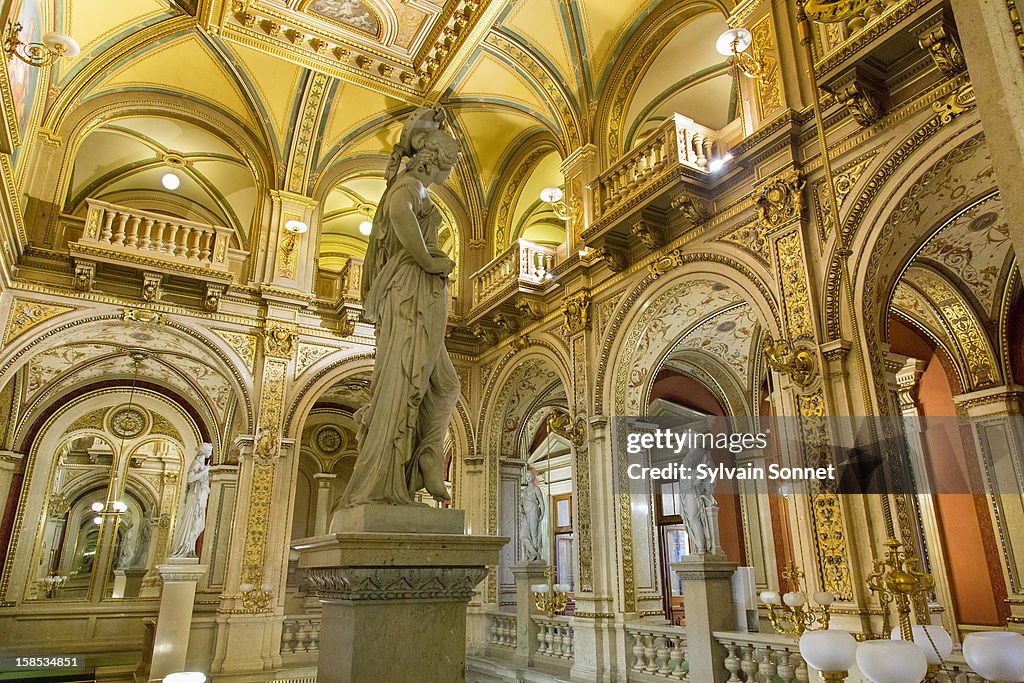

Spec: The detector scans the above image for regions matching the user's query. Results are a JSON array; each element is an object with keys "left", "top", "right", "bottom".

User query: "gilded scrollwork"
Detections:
[
  {"left": 263, "top": 323, "right": 298, "bottom": 359},
  {"left": 3, "top": 299, "right": 77, "bottom": 344},
  {"left": 756, "top": 169, "right": 805, "bottom": 230},
  {"left": 561, "top": 290, "right": 591, "bottom": 335}
]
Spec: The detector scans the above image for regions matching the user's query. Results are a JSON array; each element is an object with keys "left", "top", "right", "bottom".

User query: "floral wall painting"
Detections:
[{"left": 306, "top": 0, "right": 381, "bottom": 36}]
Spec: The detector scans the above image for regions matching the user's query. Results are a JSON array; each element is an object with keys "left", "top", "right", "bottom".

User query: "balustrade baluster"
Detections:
[
  {"left": 668, "top": 638, "right": 686, "bottom": 680},
  {"left": 654, "top": 635, "right": 672, "bottom": 675},
  {"left": 187, "top": 226, "right": 201, "bottom": 259},
  {"left": 113, "top": 213, "right": 129, "bottom": 246},
  {"left": 199, "top": 229, "right": 213, "bottom": 262},
  {"left": 776, "top": 651, "right": 796, "bottom": 683},
  {"left": 792, "top": 653, "right": 809, "bottom": 683},
  {"left": 723, "top": 642, "right": 742, "bottom": 682},
  {"left": 761, "top": 645, "right": 778, "bottom": 681},
  {"left": 125, "top": 216, "right": 141, "bottom": 248},
  {"left": 138, "top": 218, "right": 154, "bottom": 250},
  {"left": 632, "top": 632, "right": 647, "bottom": 671},
  {"left": 99, "top": 210, "right": 116, "bottom": 242},
  {"left": 164, "top": 223, "right": 180, "bottom": 254}
]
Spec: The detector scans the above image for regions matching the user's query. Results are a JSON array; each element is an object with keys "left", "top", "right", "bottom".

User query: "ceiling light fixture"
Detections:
[
  {"left": 539, "top": 187, "right": 575, "bottom": 221},
  {"left": 716, "top": 28, "right": 771, "bottom": 82},
  {"left": 284, "top": 219, "right": 308, "bottom": 234},
  {"left": 3, "top": 24, "right": 79, "bottom": 67},
  {"left": 161, "top": 173, "right": 180, "bottom": 191},
  {"left": 359, "top": 220, "right": 373, "bottom": 236}
]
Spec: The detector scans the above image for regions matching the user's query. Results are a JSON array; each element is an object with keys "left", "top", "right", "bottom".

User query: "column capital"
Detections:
[
  {"left": 313, "top": 472, "right": 337, "bottom": 488},
  {"left": 953, "top": 384, "right": 1024, "bottom": 416},
  {"left": 0, "top": 450, "right": 25, "bottom": 472}
]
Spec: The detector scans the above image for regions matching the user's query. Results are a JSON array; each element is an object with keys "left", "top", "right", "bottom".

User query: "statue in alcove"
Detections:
[
  {"left": 117, "top": 517, "right": 138, "bottom": 569},
  {"left": 679, "top": 445, "right": 722, "bottom": 556},
  {"left": 169, "top": 442, "right": 213, "bottom": 558},
  {"left": 520, "top": 468, "right": 547, "bottom": 563},
  {"left": 338, "top": 107, "right": 461, "bottom": 508}
]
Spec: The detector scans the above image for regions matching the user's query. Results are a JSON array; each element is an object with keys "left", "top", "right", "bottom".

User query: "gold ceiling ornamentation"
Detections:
[
  {"left": 289, "top": 73, "right": 330, "bottom": 194},
  {"left": 296, "top": 341, "right": 337, "bottom": 375},
  {"left": 755, "top": 168, "right": 805, "bottom": 230},
  {"left": 3, "top": 298, "right": 77, "bottom": 344},
  {"left": 561, "top": 290, "right": 591, "bottom": 335},
  {"left": 214, "top": 329, "right": 259, "bottom": 374},
  {"left": 933, "top": 82, "right": 976, "bottom": 124},
  {"left": 263, "top": 323, "right": 299, "bottom": 359}
]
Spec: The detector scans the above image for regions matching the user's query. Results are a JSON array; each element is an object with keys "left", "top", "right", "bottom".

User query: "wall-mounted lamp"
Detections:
[
  {"left": 539, "top": 187, "right": 576, "bottom": 221},
  {"left": 284, "top": 219, "right": 308, "bottom": 235},
  {"left": 716, "top": 28, "right": 771, "bottom": 83},
  {"left": 3, "top": 23, "right": 79, "bottom": 67}
]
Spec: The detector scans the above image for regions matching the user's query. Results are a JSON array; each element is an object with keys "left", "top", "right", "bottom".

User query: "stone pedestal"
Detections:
[
  {"left": 296, "top": 506, "right": 507, "bottom": 683},
  {"left": 150, "top": 558, "right": 206, "bottom": 682},
  {"left": 673, "top": 556, "right": 738, "bottom": 683},
  {"left": 112, "top": 567, "right": 148, "bottom": 598},
  {"left": 510, "top": 562, "right": 547, "bottom": 667}
]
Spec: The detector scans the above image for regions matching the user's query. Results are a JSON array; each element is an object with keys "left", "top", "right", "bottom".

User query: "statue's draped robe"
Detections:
[
  {"left": 341, "top": 174, "right": 460, "bottom": 507},
  {"left": 169, "top": 458, "right": 210, "bottom": 558}
]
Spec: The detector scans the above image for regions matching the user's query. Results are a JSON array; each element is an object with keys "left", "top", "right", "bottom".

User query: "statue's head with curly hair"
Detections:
[{"left": 408, "top": 128, "right": 461, "bottom": 184}]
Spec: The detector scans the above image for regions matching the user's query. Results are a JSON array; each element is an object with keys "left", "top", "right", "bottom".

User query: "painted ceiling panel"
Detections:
[
  {"left": 225, "top": 42, "right": 307, "bottom": 150},
  {"left": 581, "top": 0, "right": 651, "bottom": 87},
  {"left": 319, "top": 83, "right": 407, "bottom": 159},
  {"left": 500, "top": 0, "right": 576, "bottom": 94},
  {"left": 622, "top": 12, "right": 730, "bottom": 137},
  {"left": 457, "top": 52, "right": 550, "bottom": 115},
  {"left": 453, "top": 108, "right": 545, "bottom": 199},
  {"left": 509, "top": 150, "right": 563, "bottom": 243},
  {"left": 94, "top": 34, "right": 258, "bottom": 129},
  {"left": 633, "top": 74, "right": 736, "bottom": 135},
  {"left": 55, "top": 0, "right": 173, "bottom": 81}
]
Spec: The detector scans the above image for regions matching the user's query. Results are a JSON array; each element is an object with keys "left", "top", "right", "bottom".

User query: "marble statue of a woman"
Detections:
[
  {"left": 678, "top": 445, "right": 722, "bottom": 556},
  {"left": 169, "top": 443, "right": 213, "bottom": 558},
  {"left": 338, "top": 107, "right": 461, "bottom": 508},
  {"left": 520, "top": 469, "right": 547, "bottom": 563}
]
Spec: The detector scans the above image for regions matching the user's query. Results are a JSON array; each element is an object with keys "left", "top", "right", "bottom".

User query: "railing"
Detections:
[
  {"left": 281, "top": 615, "right": 321, "bottom": 655},
  {"left": 715, "top": 631, "right": 809, "bottom": 682},
  {"left": 594, "top": 114, "right": 719, "bottom": 221},
  {"left": 534, "top": 615, "right": 574, "bottom": 661},
  {"left": 486, "top": 612, "right": 517, "bottom": 649},
  {"left": 78, "top": 199, "right": 233, "bottom": 271},
  {"left": 625, "top": 623, "right": 689, "bottom": 680},
  {"left": 471, "top": 238, "right": 555, "bottom": 308},
  {"left": 339, "top": 256, "right": 364, "bottom": 301}
]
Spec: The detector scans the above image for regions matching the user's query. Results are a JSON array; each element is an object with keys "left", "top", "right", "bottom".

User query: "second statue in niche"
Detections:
[{"left": 338, "top": 107, "right": 461, "bottom": 508}]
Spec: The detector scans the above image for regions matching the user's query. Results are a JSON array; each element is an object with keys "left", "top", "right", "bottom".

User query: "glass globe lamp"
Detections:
[
  {"left": 856, "top": 639, "right": 927, "bottom": 683},
  {"left": 799, "top": 630, "right": 857, "bottom": 682},
  {"left": 962, "top": 632, "right": 1024, "bottom": 682}
]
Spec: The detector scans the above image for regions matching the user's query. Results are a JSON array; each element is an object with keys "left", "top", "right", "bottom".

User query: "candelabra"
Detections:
[
  {"left": 39, "top": 572, "right": 68, "bottom": 598},
  {"left": 764, "top": 335, "right": 815, "bottom": 386},
  {"left": 761, "top": 563, "right": 834, "bottom": 637},
  {"left": 531, "top": 565, "right": 570, "bottom": 618},
  {"left": 715, "top": 28, "right": 773, "bottom": 83},
  {"left": 865, "top": 537, "right": 934, "bottom": 642}
]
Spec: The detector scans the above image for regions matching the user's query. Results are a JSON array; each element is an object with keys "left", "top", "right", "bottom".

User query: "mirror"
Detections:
[{"left": 31, "top": 435, "right": 115, "bottom": 600}]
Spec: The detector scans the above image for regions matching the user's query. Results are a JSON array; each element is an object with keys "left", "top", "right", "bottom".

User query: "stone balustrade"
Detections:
[
  {"left": 470, "top": 238, "right": 555, "bottom": 309},
  {"left": 593, "top": 114, "right": 718, "bottom": 222},
  {"left": 715, "top": 631, "right": 809, "bottom": 682},
  {"left": 280, "top": 615, "right": 320, "bottom": 655},
  {"left": 339, "top": 256, "right": 364, "bottom": 301},
  {"left": 485, "top": 611, "right": 517, "bottom": 649},
  {"left": 77, "top": 199, "right": 234, "bottom": 271},
  {"left": 625, "top": 623, "right": 689, "bottom": 680},
  {"left": 534, "top": 615, "right": 574, "bottom": 660},
  {"left": 842, "top": 0, "right": 901, "bottom": 35}
]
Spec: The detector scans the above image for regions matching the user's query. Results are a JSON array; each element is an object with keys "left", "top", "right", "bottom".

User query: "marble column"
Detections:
[
  {"left": 953, "top": 385, "right": 1024, "bottom": 629},
  {"left": 295, "top": 506, "right": 506, "bottom": 683},
  {"left": 510, "top": 562, "right": 546, "bottom": 667},
  {"left": 150, "top": 558, "right": 207, "bottom": 682},
  {"left": 312, "top": 473, "right": 336, "bottom": 536},
  {"left": 674, "top": 556, "right": 738, "bottom": 683}
]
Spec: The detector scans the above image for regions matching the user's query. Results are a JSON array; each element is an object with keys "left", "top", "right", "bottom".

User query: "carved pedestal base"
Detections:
[
  {"left": 295, "top": 507, "right": 506, "bottom": 683},
  {"left": 511, "top": 562, "right": 547, "bottom": 667},
  {"left": 150, "top": 558, "right": 206, "bottom": 682},
  {"left": 673, "top": 555, "right": 738, "bottom": 683},
  {"left": 111, "top": 567, "right": 147, "bottom": 598}
]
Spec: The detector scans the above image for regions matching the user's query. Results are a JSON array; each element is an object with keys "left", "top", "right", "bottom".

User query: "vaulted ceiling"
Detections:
[{"left": 12, "top": 0, "right": 738, "bottom": 263}]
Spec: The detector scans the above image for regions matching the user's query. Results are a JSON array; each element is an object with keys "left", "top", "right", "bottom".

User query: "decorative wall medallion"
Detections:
[
  {"left": 316, "top": 425, "right": 343, "bottom": 454},
  {"left": 109, "top": 406, "right": 148, "bottom": 438}
]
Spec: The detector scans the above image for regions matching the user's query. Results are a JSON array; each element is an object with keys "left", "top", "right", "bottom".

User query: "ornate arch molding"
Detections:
[
  {"left": 661, "top": 348, "right": 752, "bottom": 418},
  {"left": 0, "top": 312, "right": 254, "bottom": 438},
  {"left": 489, "top": 132, "right": 563, "bottom": 255},
  {"left": 284, "top": 351, "right": 375, "bottom": 437},
  {"left": 823, "top": 112, "right": 983, "bottom": 342},
  {"left": 849, "top": 128, "right": 1000, "bottom": 409},
  {"left": 596, "top": 253, "right": 781, "bottom": 415},
  {"left": 593, "top": 0, "right": 731, "bottom": 163},
  {"left": 34, "top": 92, "right": 275, "bottom": 249}
]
